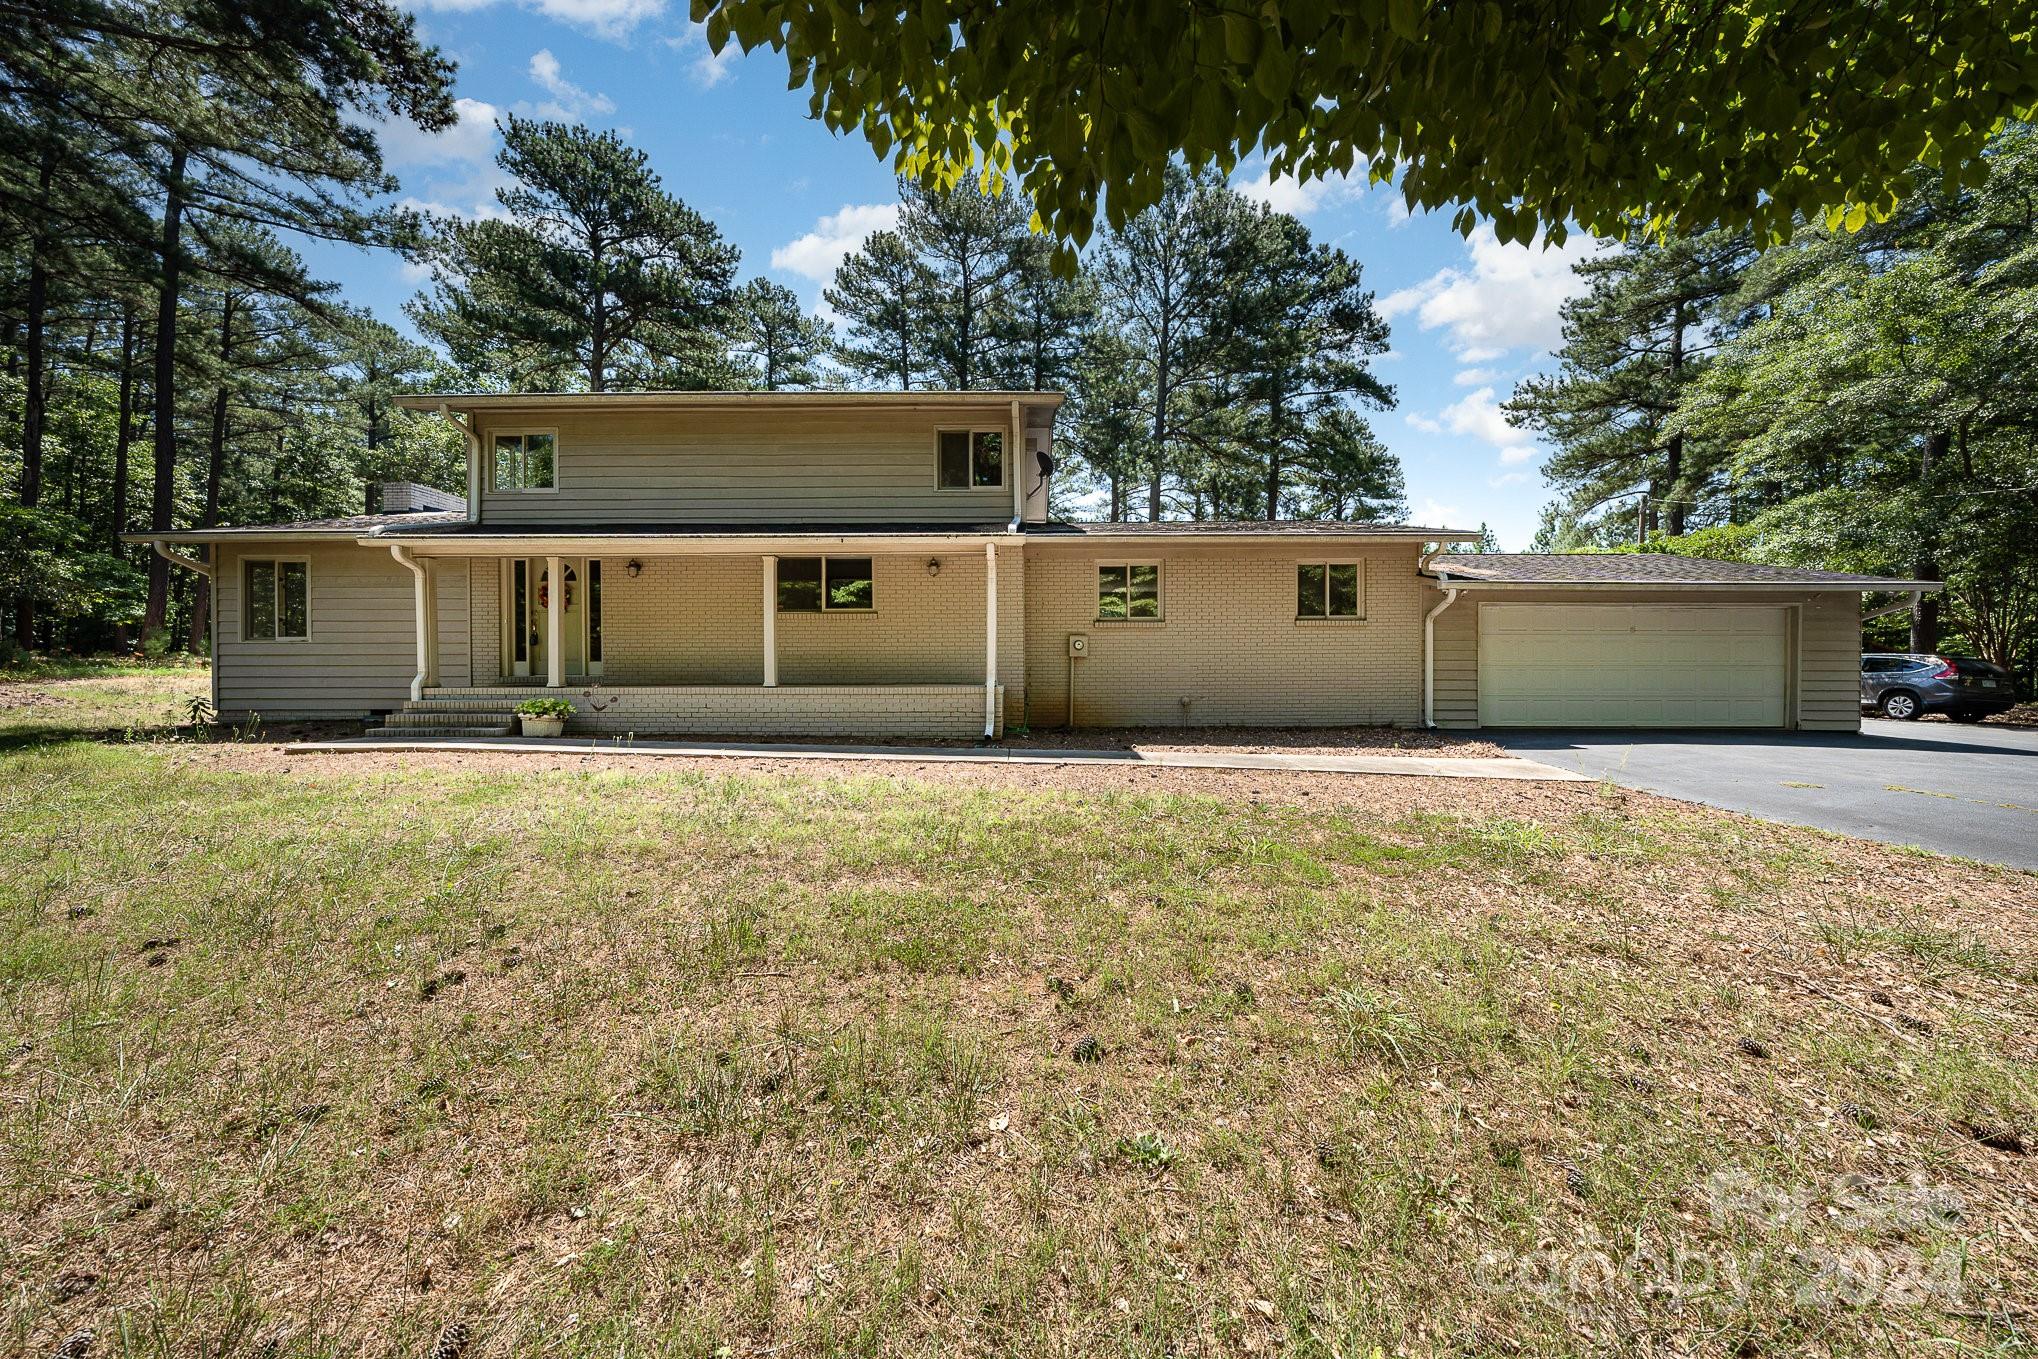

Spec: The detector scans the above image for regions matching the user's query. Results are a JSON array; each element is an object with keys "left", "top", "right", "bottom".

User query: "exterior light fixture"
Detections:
[
  {"left": 626, "top": 560, "right": 642, "bottom": 578},
  {"left": 926, "top": 558, "right": 941, "bottom": 577}
]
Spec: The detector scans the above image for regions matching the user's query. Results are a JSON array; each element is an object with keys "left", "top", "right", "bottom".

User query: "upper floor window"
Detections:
[
  {"left": 1297, "top": 562, "right": 1364, "bottom": 618},
  {"left": 937, "top": 429, "right": 1004, "bottom": 489},
  {"left": 778, "top": 556, "right": 874, "bottom": 612},
  {"left": 493, "top": 431, "right": 556, "bottom": 491},
  {"left": 1097, "top": 562, "right": 1161, "bottom": 620},
  {"left": 243, "top": 558, "right": 309, "bottom": 640}
]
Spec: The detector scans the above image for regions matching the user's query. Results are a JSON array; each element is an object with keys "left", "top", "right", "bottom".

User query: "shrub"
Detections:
[{"left": 514, "top": 698, "right": 575, "bottom": 719}]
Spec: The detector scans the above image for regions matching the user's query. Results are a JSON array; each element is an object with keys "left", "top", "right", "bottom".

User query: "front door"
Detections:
[{"left": 507, "top": 558, "right": 602, "bottom": 679}]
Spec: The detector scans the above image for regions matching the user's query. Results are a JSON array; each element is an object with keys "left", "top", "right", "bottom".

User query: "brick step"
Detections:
[
  {"left": 382, "top": 708, "right": 518, "bottom": 726},
  {"left": 390, "top": 702, "right": 525, "bottom": 717}
]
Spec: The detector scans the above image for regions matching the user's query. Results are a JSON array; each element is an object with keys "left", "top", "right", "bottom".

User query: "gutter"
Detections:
[
  {"left": 436, "top": 402, "right": 482, "bottom": 524},
  {"left": 1422, "top": 571, "right": 1460, "bottom": 729},
  {"left": 149, "top": 538, "right": 213, "bottom": 579}
]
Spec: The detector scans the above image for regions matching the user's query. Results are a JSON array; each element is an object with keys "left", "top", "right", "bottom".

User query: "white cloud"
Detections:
[
  {"left": 376, "top": 96, "right": 499, "bottom": 168},
  {"left": 410, "top": 0, "right": 664, "bottom": 38},
  {"left": 666, "top": 22, "right": 741, "bottom": 87},
  {"left": 1489, "top": 470, "right": 1534, "bottom": 488},
  {"left": 528, "top": 49, "right": 615, "bottom": 118},
  {"left": 1452, "top": 366, "right": 1499, "bottom": 387},
  {"left": 1415, "top": 498, "right": 1464, "bottom": 527},
  {"left": 1379, "top": 226, "right": 1603, "bottom": 362},
  {"left": 1410, "top": 386, "right": 1539, "bottom": 463},
  {"left": 771, "top": 203, "right": 901, "bottom": 283},
  {"left": 1232, "top": 167, "right": 1359, "bottom": 217}
]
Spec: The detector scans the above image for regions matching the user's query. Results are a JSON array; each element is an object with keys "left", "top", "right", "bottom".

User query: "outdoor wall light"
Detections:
[
  {"left": 926, "top": 558, "right": 941, "bottom": 577},
  {"left": 626, "top": 559, "right": 642, "bottom": 578}
]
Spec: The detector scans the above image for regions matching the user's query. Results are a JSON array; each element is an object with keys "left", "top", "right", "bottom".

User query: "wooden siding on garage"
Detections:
[
  {"left": 1427, "top": 586, "right": 1863, "bottom": 731},
  {"left": 214, "top": 542, "right": 469, "bottom": 719},
  {"left": 475, "top": 407, "right": 1022, "bottom": 526}
]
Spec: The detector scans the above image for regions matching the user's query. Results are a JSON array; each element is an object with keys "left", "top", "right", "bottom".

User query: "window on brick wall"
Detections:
[
  {"left": 778, "top": 557, "right": 874, "bottom": 611},
  {"left": 1097, "top": 562, "right": 1161, "bottom": 620},
  {"left": 1297, "top": 562, "right": 1364, "bottom": 618}
]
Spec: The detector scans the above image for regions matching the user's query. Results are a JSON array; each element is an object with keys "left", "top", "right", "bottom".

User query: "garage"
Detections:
[{"left": 1477, "top": 603, "right": 1790, "bottom": 728}]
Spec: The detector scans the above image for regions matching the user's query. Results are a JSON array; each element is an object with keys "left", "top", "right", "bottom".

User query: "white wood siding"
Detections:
[
  {"left": 215, "top": 543, "right": 469, "bottom": 718},
  {"left": 475, "top": 408, "right": 1021, "bottom": 525}
]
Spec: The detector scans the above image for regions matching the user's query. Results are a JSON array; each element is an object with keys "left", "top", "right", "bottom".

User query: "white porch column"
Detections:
[
  {"left": 984, "top": 541, "right": 998, "bottom": 737},
  {"left": 761, "top": 554, "right": 779, "bottom": 687},
  {"left": 546, "top": 553, "right": 564, "bottom": 688}
]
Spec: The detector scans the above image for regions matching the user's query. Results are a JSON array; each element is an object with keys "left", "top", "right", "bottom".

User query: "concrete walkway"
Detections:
[{"left": 286, "top": 735, "right": 1591, "bottom": 781}]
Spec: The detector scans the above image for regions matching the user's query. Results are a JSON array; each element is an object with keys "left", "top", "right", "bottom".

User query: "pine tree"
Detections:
[
  {"left": 893, "top": 178, "right": 1030, "bottom": 389},
  {"left": 1211, "top": 201, "right": 1394, "bottom": 518},
  {"left": 410, "top": 117, "right": 740, "bottom": 393},
  {"left": 825, "top": 230, "right": 931, "bottom": 390},
  {"left": 1503, "top": 230, "right": 1753, "bottom": 544},
  {"left": 728, "top": 279, "right": 831, "bottom": 390},
  {"left": 991, "top": 233, "right": 1095, "bottom": 392}
]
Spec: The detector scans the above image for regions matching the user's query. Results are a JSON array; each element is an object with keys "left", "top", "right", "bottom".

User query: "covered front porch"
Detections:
[{"left": 372, "top": 528, "right": 1023, "bottom": 739}]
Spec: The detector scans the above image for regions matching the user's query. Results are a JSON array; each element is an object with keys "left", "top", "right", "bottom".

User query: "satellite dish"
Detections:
[{"left": 1035, "top": 448, "right": 1057, "bottom": 480}]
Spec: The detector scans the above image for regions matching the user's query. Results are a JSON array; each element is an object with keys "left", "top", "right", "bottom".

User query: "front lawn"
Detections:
[
  {"left": 1, "top": 683, "right": 2034, "bottom": 1356},
  {"left": 0, "top": 657, "right": 211, "bottom": 747}
]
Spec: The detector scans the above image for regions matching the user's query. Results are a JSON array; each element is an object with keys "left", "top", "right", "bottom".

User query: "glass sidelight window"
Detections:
[
  {"left": 778, "top": 557, "right": 874, "bottom": 611},
  {"left": 1297, "top": 562, "right": 1364, "bottom": 618},
  {"left": 242, "top": 558, "right": 309, "bottom": 640}
]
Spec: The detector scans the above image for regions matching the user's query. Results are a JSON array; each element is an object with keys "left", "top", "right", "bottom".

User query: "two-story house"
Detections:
[{"left": 137, "top": 390, "right": 1936, "bottom": 737}]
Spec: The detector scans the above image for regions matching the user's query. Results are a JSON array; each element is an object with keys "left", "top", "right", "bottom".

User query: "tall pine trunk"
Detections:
[
  {"left": 110, "top": 305, "right": 139, "bottom": 649},
  {"left": 1910, "top": 430, "right": 1948, "bottom": 653},
  {"left": 1664, "top": 307, "right": 1687, "bottom": 536},
  {"left": 1262, "top": 386, "right": 1284, "bottom": 521},
  {"left": 14, "top": 139, "right": 56, "bottom": 648},
  {"left": 143, "top": 145, "right": 187, "bottom": 644},
  {"left": 189, "top": 294, "right": 234, "bottom": 652}
]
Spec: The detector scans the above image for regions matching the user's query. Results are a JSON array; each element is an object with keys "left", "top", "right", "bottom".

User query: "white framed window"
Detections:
[
  {"left": 935, "top": 428, "right": 1005, "bottom": 489},
  {"left": 778, "top": 556, "right": 874, "bottom": 612},
  {"left": 1297, "top": 561, "right": 1365, "bottom": 619},
  {"left": 1097, "top": 561, "right": 1161, "bottom": 621},
  {"left": 242, "top": 557, "right": 310, "bottom": 641},
  {"left": 491, "top": 430, "right": 557, "bottom": 491}
]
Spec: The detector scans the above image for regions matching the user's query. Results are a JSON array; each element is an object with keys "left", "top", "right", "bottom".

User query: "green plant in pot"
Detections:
[{"left": 514, "top": 697, "right": 575, "bottom": 737}]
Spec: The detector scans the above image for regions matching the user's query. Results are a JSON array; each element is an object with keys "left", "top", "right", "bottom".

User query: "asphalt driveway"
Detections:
[{"left": 1498, "top": 720, "right": 2038, "bottom": 871}]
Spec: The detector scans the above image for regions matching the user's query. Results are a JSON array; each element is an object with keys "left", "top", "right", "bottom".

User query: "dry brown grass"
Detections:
[{"left": 2, "top": 722, "right": 2036, "bottom": 1356}]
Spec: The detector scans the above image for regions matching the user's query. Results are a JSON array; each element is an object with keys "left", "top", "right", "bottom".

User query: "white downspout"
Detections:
[
  {"left": 984, "top": 541, "right": 999, "bottom": 738},
  {"left": 389, "top": 543, "right": 430, "bottom": 702},
  {"left": 1009, "top": 399, "right": 1023, "bottom": 530},
  {"left": 153, "top": 540, "right": 219, "bottom": 716},
  {"left": 1423, "top": 574, "right": 1460, "bottom": 730},
  {"left": 438, "top": 402, "right": 481, "bottom": 523}
]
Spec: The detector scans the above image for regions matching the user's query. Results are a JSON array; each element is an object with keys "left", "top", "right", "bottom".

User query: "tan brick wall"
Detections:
[
  {"left": 443, "top": 683, "right": 995, "bottom": 739},
  {"left": 1020, "top": 541, "right": 1428, "bottom": 728},
  {"left": 458, "top": 550, "right": 1025, "bottom": 726}
]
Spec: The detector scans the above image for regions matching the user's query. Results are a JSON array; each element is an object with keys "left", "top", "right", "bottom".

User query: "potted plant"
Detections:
[{"left": 514, "top": 697, "right": 575, "bottom": 737}]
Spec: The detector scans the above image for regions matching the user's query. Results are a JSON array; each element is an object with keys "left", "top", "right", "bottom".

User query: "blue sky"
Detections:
[{"left": 304, "top": 0, "right": 1608, "bottom": 546}]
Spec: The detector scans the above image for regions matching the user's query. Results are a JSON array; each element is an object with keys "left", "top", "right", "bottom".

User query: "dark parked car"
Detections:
[{"left": 1860, "top": 653, "right": 2018, "bottom": 721}]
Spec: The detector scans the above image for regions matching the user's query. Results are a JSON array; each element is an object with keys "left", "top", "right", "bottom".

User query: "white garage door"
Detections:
[{"left": 1478, "top": 604, "right": 1790, "bottom": 727}]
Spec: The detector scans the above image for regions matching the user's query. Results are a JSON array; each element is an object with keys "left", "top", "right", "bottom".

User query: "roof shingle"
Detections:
[{"left": 1430, "top": 553, "right": 1940, "bottom": 590}]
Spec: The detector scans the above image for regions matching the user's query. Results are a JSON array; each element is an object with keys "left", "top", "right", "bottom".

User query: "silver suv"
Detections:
[{"left": 1860, "top": 653, "right": 2017, "bottom": 722}]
